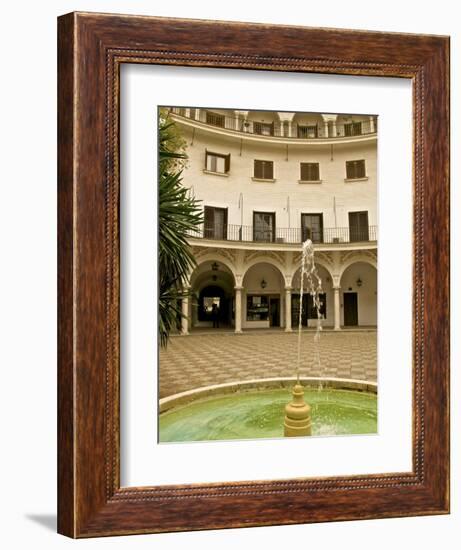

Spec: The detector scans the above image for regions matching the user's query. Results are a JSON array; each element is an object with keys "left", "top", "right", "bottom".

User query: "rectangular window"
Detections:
[
  {"left": 301, "top": 213, "right": 324, "bottom": 243},
  {"left": 253, "top": 121, "right": 274, "bottom": 136},
  {"left": 254, "top": 160, "right": 274, "bottom": 180},
  {"left": 253, "top": 211, "right": 276, "bottom": 242},
  {"left": 344, "top": 121, "right": 363, "bottom": 136},
  {"left": 297, "top": 125, "right": 318, "bottom": 138},
  {"left": 247, "top": 295, "right": 269, "bottom": 321},
  {"left": 204, "top": 206, "right": 228, "bottom": 240},
  {"left": 205, "top": 150, "right": 230, "bottom": 174},
  {"left": 349, "top": 211, "right": 369, "bottom": 242},
  {"left": 346, "top": 159, "right": 366, "bottom": 179},
  {"left": 300, "top": 162, "right": 320, "bottom": 182},
  {"left": 205, "top": 110, "right": 225, "bottom": 128}
]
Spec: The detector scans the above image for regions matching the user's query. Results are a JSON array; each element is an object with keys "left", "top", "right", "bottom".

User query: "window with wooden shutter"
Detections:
[
  {"left": 205, "top": 150, "right": 230, "bottom": 174},
  {"left": 348, "top": 211, "right": 369, "bottom": 242},
  {"left": 301, "top": 213, "right": 324, "bottom": 243},
  {"left": 204, "top": 206, "right": 228, "bottom": 240},
  {"left": 253, "top": 211, "right": 276, "bottom": 242},
  {"left": 346, "top": 159, "right": 366, "bottom": 179},
  {"left": 254, "top": 160, "right": 274, "bottom": 180},
  {"left": 300, "top": 162, "right": 320, "bottom": 182}
]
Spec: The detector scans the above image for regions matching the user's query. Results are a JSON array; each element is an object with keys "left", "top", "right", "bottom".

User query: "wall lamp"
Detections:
[
  {"left": 261, "top": 279, "right": 267, "bottom": 289},
  {"left": 356, "top": 277, "right": 363, "bottom": 287}
]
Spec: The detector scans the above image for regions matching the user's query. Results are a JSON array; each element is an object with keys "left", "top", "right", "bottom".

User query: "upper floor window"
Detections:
[
  {"left": 297, "top": 125, "right": 318, "bottom": 138},
  {"left": 205, "top": 110, "right": 225, "bottom": 128},
  {"left": 346, "top": 159, "right": 366, "bottom": 179},
  {"left": 253, "top": 121, "right": 274, "bottom": 136},
  {"left": 301, "top": 213, "right": 324, "bottom": 243},
  {"left": 254, "top": 160, "right": 274, "bottom": 180},
  {"left": 344, "top": 121, "right": 363, "bottom": 136},
  {"left": 253, "top": 211, "right": 276, "bottom": 243},
  {"left": 300, "top": 162, "right": 320, "bottom": 182},
  {"left": 205, "top": 150, "right": 230, "bottom": 174},
  {"left": 204, "top": 206, "right": 228, "bottom": 240},
  {"left": 349, "top": 211, "right": 369, "bottom": 242}
]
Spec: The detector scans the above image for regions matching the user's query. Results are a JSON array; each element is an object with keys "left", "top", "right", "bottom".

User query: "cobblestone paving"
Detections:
[{"left": 159, "top": 330, "right": 377, "bottom": 398}]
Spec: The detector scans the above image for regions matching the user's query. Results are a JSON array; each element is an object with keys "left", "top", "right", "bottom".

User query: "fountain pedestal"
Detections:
[{"left": 284, "top": 384, "right": 312, "bottom": 437}]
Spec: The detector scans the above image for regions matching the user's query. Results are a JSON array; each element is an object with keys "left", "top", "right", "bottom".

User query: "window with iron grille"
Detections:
[
  {"left": 300, "top": 162, "right": 320, "bottom": 182},
  {"left": 346, "top": 159, "right": 366, "bottom": 179},
  {"left": 344, "top": 122, "right": 362, "bottom": 136},
  {"left": 297, "top": 125, "right": 318, "bottom": 138},
  {"left": 205, "top": 110, "right": 225, "bottom": 128},
  {"left": 253, "top": 121, "right": 274, "bottom": 136},
  {"left": 254, "top": 160, "right": 274, "bottom": 180},
  {"left": 205, "top": 150, "right": 230, "bottom": 174}
]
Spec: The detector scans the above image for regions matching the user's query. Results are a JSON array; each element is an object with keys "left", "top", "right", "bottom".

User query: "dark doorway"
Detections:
[
  {"left": 269, "top": 297, "right": 280, "bottom": 327},
  {"left": 198, "top": 285, "right": 229, "bottom": 326},
  {"left": 291, "top": 293, "right": 327, "bottom": 327},
  {"left": 343, "top": 292, "right": 358, "bottom": 326}
]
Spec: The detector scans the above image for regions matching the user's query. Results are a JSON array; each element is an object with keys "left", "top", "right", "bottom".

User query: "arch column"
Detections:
[
  {"left": 181, "top": 295, "right": 190, "bottom": 335},
  {"left": 234, "top": 286, "right": 243, "bottom": 333},
  {"left": 333, "top": 286, "right": 341, "bottom": 330},
  {"left": 369, "top": 115, "right": 375, "bottom": 133},
  {"left": 285, "top": 286, "right": 293, "bottom": 332}
]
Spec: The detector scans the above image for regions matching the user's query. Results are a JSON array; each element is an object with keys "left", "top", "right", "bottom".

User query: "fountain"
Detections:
[
  {"left": 284, "top": 239, "right": 323, "bottom": 437},
  {"left": 158, "top": 240, "right": 377, "bottom": 444}
]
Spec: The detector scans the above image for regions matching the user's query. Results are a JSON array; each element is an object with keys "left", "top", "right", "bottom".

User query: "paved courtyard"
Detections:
[{"left": 159, "top": 329, "right": 377, "bottom": 398}]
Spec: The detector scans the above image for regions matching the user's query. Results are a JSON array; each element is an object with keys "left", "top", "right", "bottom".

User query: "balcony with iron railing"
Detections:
[
  {"left": 170, "top": 108, "right": 377, "bottom": 139},
  {"left": 187, "top": 224, "right": 377, "bottom": 245}
]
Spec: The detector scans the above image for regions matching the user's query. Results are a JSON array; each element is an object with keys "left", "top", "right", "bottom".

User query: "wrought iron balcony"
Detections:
[
  {"left": 187, "top": 224, "right": 378, "bottom": 244},
  {"left": 170, "top": 108, "right": 377, "bottom": 139}
]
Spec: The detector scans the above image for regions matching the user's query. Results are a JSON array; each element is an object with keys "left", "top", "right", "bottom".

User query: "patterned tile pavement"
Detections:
[{"left": 159, "top": 329, "right": 377, "bottom": 398}]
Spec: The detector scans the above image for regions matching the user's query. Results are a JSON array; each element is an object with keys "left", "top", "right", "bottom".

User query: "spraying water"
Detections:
[{"left": 295, "top": 239, "right": 324, "bottom": 383}]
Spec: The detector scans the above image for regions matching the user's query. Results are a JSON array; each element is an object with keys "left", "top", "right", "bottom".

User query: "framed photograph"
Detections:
[{"left": 58, "top": 12, "right": 450, "bottom": 537}]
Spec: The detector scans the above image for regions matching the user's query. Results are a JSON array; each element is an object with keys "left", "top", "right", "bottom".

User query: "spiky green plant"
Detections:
[{"left": 158, "top": 111, "right": 202, "bottom": 347}]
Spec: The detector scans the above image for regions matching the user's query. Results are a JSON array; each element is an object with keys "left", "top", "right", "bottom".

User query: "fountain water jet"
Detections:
[{"left": 284, "top": 239, "right": 323, "bottom": 437}]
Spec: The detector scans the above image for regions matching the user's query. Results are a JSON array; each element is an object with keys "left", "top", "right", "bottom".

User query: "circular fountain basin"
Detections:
[{"left": 159, "top": 378, "right": 377, "bottom": 443}]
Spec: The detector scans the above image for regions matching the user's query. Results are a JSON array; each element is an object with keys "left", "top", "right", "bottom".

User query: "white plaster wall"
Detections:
[
  {"left": 340, "top": 262, "right": 377, "bottom": 326},
  {"left": 176, "top": 119, "right": 377, "bottom": 233}
]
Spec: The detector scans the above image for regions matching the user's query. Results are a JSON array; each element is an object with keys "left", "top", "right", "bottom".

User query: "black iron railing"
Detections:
[
  {"left": 170, "top": 108, "right": 378, "bottom": 139},
  {"left": 188, "top": 224, "right": 377, "bottom": 244}
]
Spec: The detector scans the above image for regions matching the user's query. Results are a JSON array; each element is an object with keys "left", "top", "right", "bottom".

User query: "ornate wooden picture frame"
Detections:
[{"left": 57, "top": 12, "right": 450, "bottom": 537}]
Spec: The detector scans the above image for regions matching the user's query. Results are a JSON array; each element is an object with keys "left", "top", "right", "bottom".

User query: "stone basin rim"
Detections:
[{"left": 160, "top": 377, "right": 377, "bottom": 414}]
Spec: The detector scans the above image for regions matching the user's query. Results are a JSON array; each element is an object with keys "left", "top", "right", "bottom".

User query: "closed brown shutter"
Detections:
[
  {"left": 346, "top": 160, "right": 366, "bottom": 179},
  {"left": 254, "top": 160, "right": 273, "bottom": 179},
  {"left": 300, "top": 162, "right": 320, "bottom": 181}
]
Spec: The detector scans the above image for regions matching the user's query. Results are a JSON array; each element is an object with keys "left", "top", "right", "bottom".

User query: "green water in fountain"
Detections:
[{"left": 159, "top": 388, "right": 377, "bottom": 443}]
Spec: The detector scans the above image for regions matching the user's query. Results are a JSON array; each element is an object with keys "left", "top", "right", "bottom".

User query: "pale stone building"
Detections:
[{"left": 169, "top": 107, "right": 378, "bottom": 333}]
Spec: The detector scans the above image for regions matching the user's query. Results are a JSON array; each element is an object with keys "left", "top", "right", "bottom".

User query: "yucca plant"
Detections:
[{"left": 158, "top": 111, "right": 203, "bottom": 347}]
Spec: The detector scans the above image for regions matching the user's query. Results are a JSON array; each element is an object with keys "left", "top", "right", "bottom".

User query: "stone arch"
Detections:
[
  {"left": 242, "top": 255, "right": 286, "bottom": 282},
  {"left": 193, "top": 254, "right": 238, "bottom": 283},
  {"left": 339, "top": 255, "right": 377, "bottom": 282}
]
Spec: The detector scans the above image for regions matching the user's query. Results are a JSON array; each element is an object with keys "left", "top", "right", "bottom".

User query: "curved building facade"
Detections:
[{"left": 169, "top": 107, "right": 378, "bottom": 333}]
